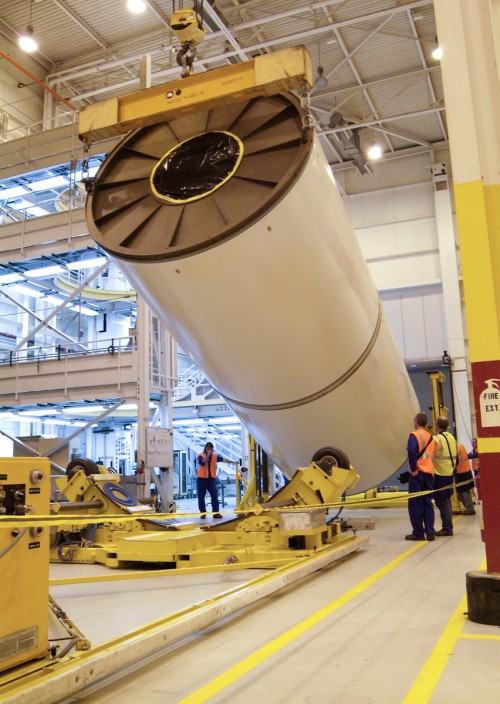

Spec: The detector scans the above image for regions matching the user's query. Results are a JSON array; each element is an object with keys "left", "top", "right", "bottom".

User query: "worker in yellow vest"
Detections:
[{"left": 432, "top": 416, "right": 456, "bottom": 536}]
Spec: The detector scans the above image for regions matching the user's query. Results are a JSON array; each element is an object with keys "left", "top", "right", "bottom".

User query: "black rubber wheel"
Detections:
[
  {"left": 66, "top": 457, "right": 100, "bottom": 480},
  {"left": 311, "top": 446, "right": 350, "bottom": 474}
]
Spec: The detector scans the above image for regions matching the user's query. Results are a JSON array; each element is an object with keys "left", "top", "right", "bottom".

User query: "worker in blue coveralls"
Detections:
[
  {"left": 197, "top": 442, "right": 237, "bottom": 519},
  {"left": 405, "top": 412, "right": 436, "bottom": 541}
]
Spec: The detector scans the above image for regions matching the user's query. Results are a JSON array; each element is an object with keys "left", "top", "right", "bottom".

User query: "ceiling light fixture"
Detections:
[
  {"left": 0, "top": 186, "right": 29, "bottom": 200},
  {"left": 29, "top": 176, "right": 69, "bottom": 192},
  {"left": 367, "top": 144, "right": 382, "bottom": 160},
  {"left": 18, "top": 1, "right": 38, "bottom": 53},
  {"left": 367, "top": 127, "right": 382, "bottom": 161},
  {"left": 10, "top": 284, "right": 44, "bottom": 298},
  {"left": 25, "top": 264, "right": 66, "bottom": 278},
  {"left": 70, "top": 304, "right": 99, "bottom": 317},
  {"left": 66, "top": 256, "right": 108, "bottom": 270},
  {"left": 432, "top": 46, "right": 443, "bottom": 60},
  {"left": 314, "top": 43, "right": 328, "bottom": 89},
  {"left": 127, "top": 0, "right": 146, "bottom": 14},
  {"left": 0, "top": 272, "right": 24, "bottom": 284}
]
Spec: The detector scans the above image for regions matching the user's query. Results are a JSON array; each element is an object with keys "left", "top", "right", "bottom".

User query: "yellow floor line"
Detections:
[
  {"left": 177, "top": 542, "right": 427, "bottom": 704},
  {"left": 460, "top": 633, "right": 500, "bottom": 641},
  {"left": 402, "top": 557, "right": 487, "bottom": 704}
]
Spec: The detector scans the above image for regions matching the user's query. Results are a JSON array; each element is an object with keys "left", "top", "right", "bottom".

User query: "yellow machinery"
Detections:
[
  {"left": 50, "top": 452, "right": 365, "bottom": 569},
  {"left": 427, "top": 370, "right": 448, "bottom": 429},
  {"left": 0, "top": 458, "right": 50, "bottom": 672},
  {"left": 169, "top": 4, "right": 206, "bottom": 78}
]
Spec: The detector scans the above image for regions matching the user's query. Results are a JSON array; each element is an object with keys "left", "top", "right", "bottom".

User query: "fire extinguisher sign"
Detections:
[{"left": 472, "top": 360, "right": 500, "bottom": 437}]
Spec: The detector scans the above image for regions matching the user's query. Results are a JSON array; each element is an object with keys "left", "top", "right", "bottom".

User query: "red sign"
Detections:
[{"left": 472, "top": 360, "right": 500, "bottom": 438}]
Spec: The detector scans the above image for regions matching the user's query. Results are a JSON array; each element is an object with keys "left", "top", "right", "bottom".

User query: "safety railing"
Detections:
[{"left": 0, "top": 335, "right": 136, "bottom": 366}]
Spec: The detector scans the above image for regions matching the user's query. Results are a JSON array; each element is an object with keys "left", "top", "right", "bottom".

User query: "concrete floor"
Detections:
[{"left": 46, "top": 504, "right": 500, "bottom": 704}]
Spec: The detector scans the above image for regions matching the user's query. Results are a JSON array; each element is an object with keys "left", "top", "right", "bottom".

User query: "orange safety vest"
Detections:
[
  {"left": 470, "top": 454, "right": 480, "bottom": 473},
  {"left": 197, "top": 452, "right": 218, "bottom": 479},
  {"left": 411, "top": 428, "right": 435, "bottom": 474},
  {"left": 456, "top": 443, "right": 472, "bottom": 474}
]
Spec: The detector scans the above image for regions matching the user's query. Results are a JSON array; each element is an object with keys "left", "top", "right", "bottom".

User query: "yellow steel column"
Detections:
[{"left": 434, "top": 0, "right": 500, "bottom": 604}]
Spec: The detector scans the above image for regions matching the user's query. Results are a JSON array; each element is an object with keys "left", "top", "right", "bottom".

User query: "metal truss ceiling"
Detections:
[{"left": 0, "top": 0, "right": 447, "bottom": 171}]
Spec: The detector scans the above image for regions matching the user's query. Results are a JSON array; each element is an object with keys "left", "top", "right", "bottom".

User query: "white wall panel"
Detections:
[
  {"left": 380, "top": 285, "right": 447, "bottom": 361},
  {"left": 367, "top": 253, "right": 441, "bottom": 291},
  {"left": 344, "top": 182, "right": 435, "bottom": 228},
  {"left": 342, "top": 182, "right": 450, "bottom": 362},
  {"left": 357, "top": 217, "right": 438, "bottom": 260}
]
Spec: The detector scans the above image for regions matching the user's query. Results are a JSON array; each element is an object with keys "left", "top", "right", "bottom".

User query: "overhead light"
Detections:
[
  {"left": 15, "top": 414, "right": 41, "bottom": 423},
  {"left": 29, "top": 176, "right": 69, "bottom": 192},
  {"left": 9, "top": 199, "right": 41, "bottom": 211},
  {"left": 367, "top": 144, "right": 382, "bottom": 160},
  {"left": 0, "top": 272, "right": 24, "bottom": 284},
  {"left": 18, "top": 1, "right": 38, "bottom": 53},
  {"left": 173, "top": 418, "right": 206, "bottom": 426},
  {"left": 66, "top": 256, "right": 108, "bottom": 270},
  {"left": 314, "top": 66, "right": 328, "bottom": 89},
  {"left": 70, "top": 304, "right": 99, "bottom": 316},
  {"left": 19, "top": 409, "right": 56, "bottom": 416},
  {"left": 314, "top": 42, "right": 328, "bottom": 89},
  {"left": 119, "top": 402, "right": 157, "bottom": 411},
  {"left": 210, "top": 417, "right": 240, "bottom": 425},
  {"left": 43, "top": 295, "right": 67, "bottom": 306},
  {"left": 127, "top": 0, "right": 146, "bottom": 13},
  {"left": 432, "top": 46, "right": 443, "bottom": 60},
  {"left": 25, "top": 205, "right": 50, "bottom": 217},
  {"left": 62, "top": 405, "right": 105, "bottom": 414},
  {"left": 18, "top": 26, "right": 38, "bottom": 53},
  {"left": 0, "top": 186, "right": 29, "bottom": 200},
  {"left": 10, "top": 284, "right": 44, "bottom": 298},
  {"left": 25, "top": 264, "right": 66, "bottom": 278}
]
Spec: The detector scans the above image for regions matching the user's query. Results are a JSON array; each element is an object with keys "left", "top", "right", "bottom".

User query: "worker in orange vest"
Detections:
[
  {"left": 455, "top": 442, "right": 476, "bottom": 515},
  {"left": 405, "top": 411, "right": 436, "bottom": 541},
  {"left": 197, "top": 441, "right": 237, "bottom": 519}
]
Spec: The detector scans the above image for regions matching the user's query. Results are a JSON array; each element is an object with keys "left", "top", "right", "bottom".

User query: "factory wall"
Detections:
[{"left": 344, "top": 179, "right": 453, "bottom": 362}]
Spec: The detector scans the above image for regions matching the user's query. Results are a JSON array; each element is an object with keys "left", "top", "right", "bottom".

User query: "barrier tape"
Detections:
[{"left": 0, "top": 477, "right": 473, "bottom": 527}]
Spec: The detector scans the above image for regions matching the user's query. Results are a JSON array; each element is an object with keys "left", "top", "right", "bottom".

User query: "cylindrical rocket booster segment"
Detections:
[{"left": 86, "top": 93, "right": 418, "bottom": 491}]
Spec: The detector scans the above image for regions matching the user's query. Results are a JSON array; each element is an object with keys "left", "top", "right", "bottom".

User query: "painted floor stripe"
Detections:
[
  {"left": 177, "top": 542, "right": 427, "bottom": 704},
  {"left": 402, "top": 558, "right": 487, "bottom": 704}
]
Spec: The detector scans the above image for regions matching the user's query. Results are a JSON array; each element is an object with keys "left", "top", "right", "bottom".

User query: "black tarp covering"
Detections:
[{"left": 152, "top": 132, "right": 241, "bottom": 201}]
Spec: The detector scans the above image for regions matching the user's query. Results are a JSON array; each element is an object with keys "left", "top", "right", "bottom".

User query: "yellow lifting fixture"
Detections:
[{"left": 169, "top": 1, "right": 206, "bottom": 78}]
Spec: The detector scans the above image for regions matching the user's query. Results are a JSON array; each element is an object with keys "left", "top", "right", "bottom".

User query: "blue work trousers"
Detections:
[
  {"left": 408, "top": 471, "right": 435, "bottom": 538},
  {"left": 197, "top": 476, "right": 219, "bottom": 514},
  {"left": 433, "top": 473, "right": 454, "bottom": 532}
]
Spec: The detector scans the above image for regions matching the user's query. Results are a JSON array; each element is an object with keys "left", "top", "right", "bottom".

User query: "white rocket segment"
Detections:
[{"left": 86, "top": 93, "right": 418, "bottom": 490}]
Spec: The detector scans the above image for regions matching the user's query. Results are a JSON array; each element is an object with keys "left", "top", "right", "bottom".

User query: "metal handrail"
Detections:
[{"left": 0, "top": 335, "right": 136, "bottom": 366}]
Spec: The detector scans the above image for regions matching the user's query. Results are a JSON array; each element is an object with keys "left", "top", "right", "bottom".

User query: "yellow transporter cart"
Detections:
[{"left": 0, "top": 457, "right": 51, "bottom": 672}]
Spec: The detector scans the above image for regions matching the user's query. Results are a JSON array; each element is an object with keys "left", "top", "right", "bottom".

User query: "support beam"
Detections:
[{"left": 435, "top": 1, "right": 500, "bottom": 587}]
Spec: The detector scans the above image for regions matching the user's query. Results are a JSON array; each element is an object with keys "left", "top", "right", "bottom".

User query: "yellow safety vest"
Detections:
[{"left": 433, "top": 431, "right": 457, "bottom": 476}]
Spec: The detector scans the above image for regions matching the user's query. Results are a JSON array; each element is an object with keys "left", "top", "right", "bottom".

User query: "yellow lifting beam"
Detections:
[{"left": 79, "top": 46, "right": 312, "bottom": 144}]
